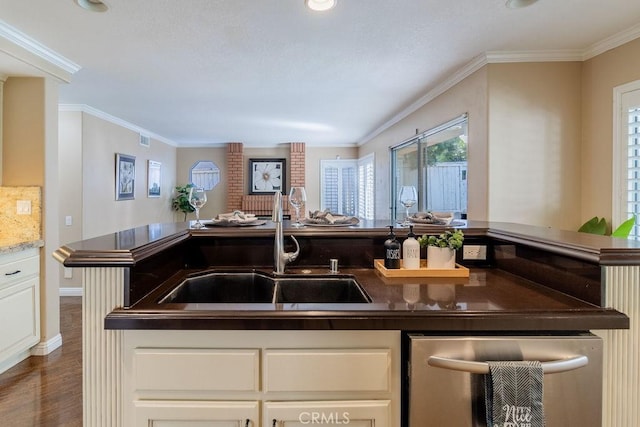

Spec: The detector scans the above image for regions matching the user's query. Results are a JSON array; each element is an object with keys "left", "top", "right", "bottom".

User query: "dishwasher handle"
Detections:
[{"left": 427, "top": 355, "right": 588, "bottom": 375}]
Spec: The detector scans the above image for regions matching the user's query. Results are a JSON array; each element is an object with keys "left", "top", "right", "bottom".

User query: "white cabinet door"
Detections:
[
  {"left": 264, "top": 400, "right": 390, "bottom": 427},
  {"left": 0, "top": 248, "right": 40, "bottom": 374},
  {"left": 134, "top": 400, "right": 259, "bottom": 427}
]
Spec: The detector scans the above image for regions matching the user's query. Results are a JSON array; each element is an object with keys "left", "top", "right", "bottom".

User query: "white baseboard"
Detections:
[
  {"left": 0, "top": 349, "right": 32, "bottom": 375},
  {"left": 30, "top": 333, "right": 63, "bottom": 356},
  {"left": 60, "top": 287, "right": 83, "bottom": 297}
]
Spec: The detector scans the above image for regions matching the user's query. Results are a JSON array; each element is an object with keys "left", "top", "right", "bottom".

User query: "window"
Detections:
[
  {"left": 614, "top": 81, "right": 640, "bottom": 240},
  {"left": 390, "top": 115, "right": 468, "bottom": 223},
  {"left": 357, "top": 154, "right": 375, "bottom": 220},
  {"left": 190, "top": 161, "right": 220, "bottom": 191},
  {"left": 320, "top": 154, "right": 375, "bottom": 219}
]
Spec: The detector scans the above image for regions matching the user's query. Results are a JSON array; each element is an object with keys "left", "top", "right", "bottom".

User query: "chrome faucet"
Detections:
[{"left": 273, "top": 191, "right": 299, "bottom": 274}]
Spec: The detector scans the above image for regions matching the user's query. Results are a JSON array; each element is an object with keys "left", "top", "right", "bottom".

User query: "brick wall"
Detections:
[
  {"left": 226, "top": 142, "right": 244, "bottom": 212},
  {"left": 289, "top": 142, "right": 306, "bottom": 187},
  {"left": 226, "top": 142, "right": 305, "bottom": 216}
]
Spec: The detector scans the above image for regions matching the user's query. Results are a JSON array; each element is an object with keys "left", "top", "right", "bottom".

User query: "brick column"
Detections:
[
  {"left": 289, "top": 142, "right": 306, "bottom": 188},
  {"left": 226, "top": 142, "right": 244, "bottom": 212}
]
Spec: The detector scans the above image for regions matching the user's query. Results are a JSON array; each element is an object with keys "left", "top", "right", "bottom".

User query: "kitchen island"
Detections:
[{"left": 55, "top": 220, "right": 636, "bottom": 426}]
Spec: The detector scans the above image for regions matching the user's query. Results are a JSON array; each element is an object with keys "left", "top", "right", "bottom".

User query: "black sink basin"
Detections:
[
  {"left": 275, "top": 275, "right": 372, "bottom": 303},
  {"left": 158, "top": 271, "right": 371, "bottom": 304},
  {"left": 159, "top": 271, "right": 276, "bottom": 303}
]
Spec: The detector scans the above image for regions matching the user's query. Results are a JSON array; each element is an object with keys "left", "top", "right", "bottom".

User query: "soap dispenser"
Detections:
[
  {"left": 402, "top": 225, "right": 421, "bottom": 269},
  {"left": 384, "top": 225, "right": 401, "bottom": 269}
]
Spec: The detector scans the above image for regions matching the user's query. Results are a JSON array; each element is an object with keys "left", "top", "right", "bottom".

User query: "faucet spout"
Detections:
[{"left": 273, "top": 191, "right": 299, "bottom": 274}]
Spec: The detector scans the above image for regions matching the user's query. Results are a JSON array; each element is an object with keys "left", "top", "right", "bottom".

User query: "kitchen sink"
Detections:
[
  {"left": 274, "top": 276, "right": 371, "bottom": 303},
  {"left": 160, "top": 271, "right": 276, "bottom": 303},
  {"left": 158, "top": 271, "right": 371, "bottom": 304}
]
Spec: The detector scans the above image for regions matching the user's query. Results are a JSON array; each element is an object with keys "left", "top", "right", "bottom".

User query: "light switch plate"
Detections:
[{"left": 16, "top": 200, "right": 32, "bottom": 215}]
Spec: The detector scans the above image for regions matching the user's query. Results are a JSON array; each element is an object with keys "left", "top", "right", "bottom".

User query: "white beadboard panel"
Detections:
[
  {"left": 597, "top": 266, "right": 640, "bottom": 427},
  {"left": 83, "top": 267, "right": 124, "bottom": 427},
  {"left": 264, "top": 348, "right": 391, "bottom": 392}
]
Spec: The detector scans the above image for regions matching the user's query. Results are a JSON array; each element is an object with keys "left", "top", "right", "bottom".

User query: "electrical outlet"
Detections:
[
  {"left": 65, "top": 215, "right": 73, "bottom": 226},
  {"left": 16, "top": 200, "right": 32, "bottom": 215},
  {"left": 64, "top": 268, "right": 73, "bottom": 279},
  {"left": 463, "top": 244, "right": 487, "bottom": 260}
]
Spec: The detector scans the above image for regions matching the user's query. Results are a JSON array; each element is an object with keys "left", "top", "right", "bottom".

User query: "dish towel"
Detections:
[{"left": 485, "top": 361, "right": 545, "bottom": 427}]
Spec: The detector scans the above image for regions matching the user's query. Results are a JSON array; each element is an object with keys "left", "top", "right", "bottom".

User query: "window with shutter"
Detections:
[
  {"left": 614, "top": 81, "right": 640, "bottom": 240},
  {"left": 320, "top": 154, "right": 375, "bottom": 219}
]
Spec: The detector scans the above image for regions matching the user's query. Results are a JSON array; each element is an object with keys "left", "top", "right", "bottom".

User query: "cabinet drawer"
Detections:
[
  {"left": 133, "top": 348, "right": 260, "bottom": 394},
  {"left": 0, "top": 251, "right": 39, "bottom": 287},
  {"left": 133, "top": 400, "right": 259, "bottom": 427},
  {"left": 264, "top": 348, "right": 391, "bottom": 392}
]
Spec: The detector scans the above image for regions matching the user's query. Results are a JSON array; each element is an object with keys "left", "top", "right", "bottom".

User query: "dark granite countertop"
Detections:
[
  {"left": 55, "top": 219, "right": 640, "bottom": 267},
  {"left": 53, "top": 220, "right": 632, "bottom": 332},
  {"left": 105, "top": 266, "right": 628, "bottom": 331}
]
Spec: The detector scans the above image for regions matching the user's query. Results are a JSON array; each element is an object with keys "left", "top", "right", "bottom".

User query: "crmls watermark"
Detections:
[{"left": 298, "top": 412, "right": 350, "bottom": 424}]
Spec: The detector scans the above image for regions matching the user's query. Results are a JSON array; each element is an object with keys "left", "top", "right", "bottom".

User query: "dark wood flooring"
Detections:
[{"left": 0, "top": 297, "right": 82, "bottom": 426}]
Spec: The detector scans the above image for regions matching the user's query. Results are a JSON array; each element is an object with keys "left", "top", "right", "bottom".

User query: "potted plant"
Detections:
[
  {"left": 171, "top": 184, "right": 195, "bottom": 221},
  {"left": 418, "top": 229, "right": 464, "bottom": 269}
]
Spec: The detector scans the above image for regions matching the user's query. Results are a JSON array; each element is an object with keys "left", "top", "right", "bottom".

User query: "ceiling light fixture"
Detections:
[
  {"left": 505, "top": 0, "right": 538, "bottom": 8},
  {"left": 74, "top": 0, "right": 109, "bottom": 12},
  {"left": 305, "top": 0, "right": 337, "bottom": 12}
]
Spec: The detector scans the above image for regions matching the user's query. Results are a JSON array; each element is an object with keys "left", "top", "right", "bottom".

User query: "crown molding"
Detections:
[
  {"left": 0, "top": 20, "right": 80, "bottom": 82},
  {"left": 485, "top": 49, "right": 584, "bottom": 63},
  {"left": 359, "top": 24, "right": 640, "bottom": 146},
  {"left": 59, "top": 104, "right": 178, "bottom": 147},
  {"left": 359, "top": 54, "right": 488, "bottom": 145},
  {"left": 582, "top": 22, "right": 640, "bottom": 60}
]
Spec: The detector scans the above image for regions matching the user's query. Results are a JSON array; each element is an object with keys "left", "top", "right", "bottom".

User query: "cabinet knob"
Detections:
[{"left": 272, "top": 419, "right": 278, "bottom": 427}]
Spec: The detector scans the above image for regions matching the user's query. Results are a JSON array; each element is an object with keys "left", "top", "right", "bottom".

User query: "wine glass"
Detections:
[
  {"left": 398, "top": 185, "right": 417, "bottom": 226},
  {"left": 289, "top": 186, "right": 307, "bottom": 228},
  {"left": 188, "top": 187, "right": 207, "bottom": 228}
]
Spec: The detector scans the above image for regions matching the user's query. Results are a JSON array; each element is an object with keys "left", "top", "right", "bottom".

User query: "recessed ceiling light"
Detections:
[
  {"left": 305, "top": 0, "right": 337, "bottom": 12},
  {"left": 74, "top": 0, "right": 109, "bottom": 12},
  {"left": 505, "top": 0, "right": 538, "bottom": 8}
]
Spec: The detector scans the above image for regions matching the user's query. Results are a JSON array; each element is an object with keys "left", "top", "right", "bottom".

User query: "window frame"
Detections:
[
  {"left": 320, "top": 154, "right": 375, "bottom": 219},
  {"left": 613, "top": 80, "right": 640, "bottom": 238},
  {"left": 390, "top": 114, "right": 468, "bottom": 223}
]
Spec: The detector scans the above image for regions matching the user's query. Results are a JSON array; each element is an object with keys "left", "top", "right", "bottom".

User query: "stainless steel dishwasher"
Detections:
[{"left": 406, "top": 333, "right": 603, "bottom": 426}]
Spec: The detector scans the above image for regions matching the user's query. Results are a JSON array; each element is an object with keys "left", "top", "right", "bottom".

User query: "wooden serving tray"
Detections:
[{"left": 374, "top": 259, "right": 470, "bottom": 278}]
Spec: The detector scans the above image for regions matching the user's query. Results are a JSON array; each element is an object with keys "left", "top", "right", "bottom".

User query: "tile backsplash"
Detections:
[{"left": 0, "top": 186, "right": 42, "bottom": 244}]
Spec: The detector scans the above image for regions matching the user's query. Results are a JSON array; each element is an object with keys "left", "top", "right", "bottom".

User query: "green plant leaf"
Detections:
[
  {"left": 578, "top": 216, "right": 607, "bottom": 235},
  {"left": 612, "top": 216, "right": 636, "bottom": 238}
]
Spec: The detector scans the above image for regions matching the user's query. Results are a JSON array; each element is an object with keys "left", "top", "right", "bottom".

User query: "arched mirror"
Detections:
[{"left": 190, "top": 161, "right": 220, "bottom": 191}]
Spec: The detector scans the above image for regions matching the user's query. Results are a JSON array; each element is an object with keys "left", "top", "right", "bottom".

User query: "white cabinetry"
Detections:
[
  {"left": 124, "top": 330, "right": 399, "bottom": 427},
  {"left": 0, "top": 247, "right": 40, "bottom": 374}
]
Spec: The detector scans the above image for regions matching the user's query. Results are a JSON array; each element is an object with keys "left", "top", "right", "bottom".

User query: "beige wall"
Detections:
[
  {"left": 359, "top": 67, "right": 489, "bottom": 221},
  {"left": 58, "top": 111, "right": 83, "bottom": 288},
  {"left": 582, "top": 37, "right": 640, "bottom": 226},
  {"left": 3, "top": 78, "right": 45, "bottom": 185},
  {"left": 359, "top": 61, "right": 586, "bottom": 229},
  {"left": 175, "top": 146, "right": 227, "bottom": 220},
  {"left": 487, "top": 62, "right": 582, "bottom": 229},
  {"left": 3, "top": 76, "right": 61, "bottom": 352},
  {"left": 176, "top": 144, "right": 359, "bottom": 219},
  {"left": 79, "top": 113, "right": 177, "bottom": 239}
]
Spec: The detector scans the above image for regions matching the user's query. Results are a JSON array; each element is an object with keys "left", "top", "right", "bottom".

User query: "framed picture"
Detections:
[
  {"left": 249, "top": 158, "right": 286, "bottom": 194},
  {"left": 147, "top": 160, "right": 161, "bottom": 198},
  {"left": 115, "top": 153, "right": 136, "bottom": 200}
]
